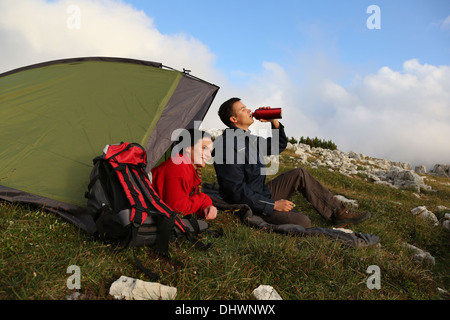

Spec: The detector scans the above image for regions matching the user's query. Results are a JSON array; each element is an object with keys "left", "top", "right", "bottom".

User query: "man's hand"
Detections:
[
  {"left": 204, "top": 205, "right": 218, "bottom": 220},
  {"left": 274, "top": 199, "right": 295, "bottom": 212},
  {"left": 257, "top": 106, "right": 280, "bottom": 128}
]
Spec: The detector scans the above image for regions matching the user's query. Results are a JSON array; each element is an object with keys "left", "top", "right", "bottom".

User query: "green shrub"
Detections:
[{"left": 298, "top": 136, "right": 338, "bottom": 150}]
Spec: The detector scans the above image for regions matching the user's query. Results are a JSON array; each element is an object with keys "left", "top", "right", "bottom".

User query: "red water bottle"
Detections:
[{"left": 251, "top": 107, "right": 282, "bottom": 120}]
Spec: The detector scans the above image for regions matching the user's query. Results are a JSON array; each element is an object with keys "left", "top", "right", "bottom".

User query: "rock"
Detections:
[
  {"left": 374, "top": 180, "right": 397, "bottom": 188},
  {"left": 296, "top": 153, "right": 308, "bottom": 163},
  {"left": 334, "top": 195, "right": 359, "bottom": 208},
  {"left": 302, "top": 143, "right": 311, "bottom": 152},
  {"left": 252, "top": 285, "right": 283, "bottom": 300},
  {"left": 264, "top": 154, "right": 279, "bottom": 165},
  {"left": 332, "top": 227, "right": 354, "bottom": 234},
  {"left": 410, "top": 206, "right": 439, "bottom": 226},
  {"left": 65, "top": 292, "right": 89, "bottom": 300},
  {"left": 436, "top": 205, "right": 450, "bottom": 211},
  {"left": 205, "top": 128, "right": 224, "bottom": 139},
  {"left": 443, "top": 220, "right": 450, "bottom": 232},
  {"left": 443, "top": 213, "right": 450, "bottom": 232},
  {"left": 430, "top": 164, "right": 450, "bottom": 177},
  {"left": 415, "top": 165, "right": 427, "bottom": 174},
  {"left": 366, "top": 172, "right": 381, "bottom": 182},
  {"left": 109, "top": 275, "right": 177, "bottom": 300},
  {"left": 347, "top": 151, "right": 361, "bottom": 161},
  {"left": 437, "top": 287, "right": 449, "bottom": 298},
  {"left": 403, "top": 243, "right": 435, "bottom": 267},
  {"left": 380, "top": 167, "right": 431, "bottom": 192},
  {"left": 392, "top": 161, "right": 412, "bottom": 170}
]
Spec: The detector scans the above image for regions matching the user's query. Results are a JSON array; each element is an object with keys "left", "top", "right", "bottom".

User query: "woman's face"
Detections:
[{"left": 186, "top": 137, "right": 213, "bottom": 168}]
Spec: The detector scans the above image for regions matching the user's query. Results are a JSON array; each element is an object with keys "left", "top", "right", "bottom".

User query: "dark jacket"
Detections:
[{"left": 213, "top": 123, "right": 287, "bottom": 216}]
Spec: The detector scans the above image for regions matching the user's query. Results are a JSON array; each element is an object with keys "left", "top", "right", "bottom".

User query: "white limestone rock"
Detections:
[
  {"left": 109, "top": 275, "right": 177, "bottom": 300},
  {"left": 403, "top": 243, "right": 435, "bottom": 267},
  {"left": 334, "top": 195, "right": 359, "bottom": 208},
  {"left": 252, "top": 285, "right": 283, "bottom": 300},
  {"left": 410, "top": 206, "right": 439, "bottom": 226}
]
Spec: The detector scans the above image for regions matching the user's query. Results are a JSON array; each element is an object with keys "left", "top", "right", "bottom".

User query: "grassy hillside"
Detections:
[{"left": 1, "top": 148, "right": 449, "bottom": 300}]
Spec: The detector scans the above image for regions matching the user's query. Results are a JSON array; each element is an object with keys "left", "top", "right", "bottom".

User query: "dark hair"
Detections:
[
  {"left": 218, "top": 97, "right": 241, "bottom": 127},
  {"left": 172, "top": 128, "right": 212, "bottom": 154}
]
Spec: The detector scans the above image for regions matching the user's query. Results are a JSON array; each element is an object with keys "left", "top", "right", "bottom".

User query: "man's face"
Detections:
[{"left": 230, "top": 100, "right": 254, "bottom": 129}]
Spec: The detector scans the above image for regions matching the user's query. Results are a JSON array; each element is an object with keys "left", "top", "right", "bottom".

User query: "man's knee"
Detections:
[
  {"left": 292, "top": 166, "right": 308, "bottom": 177},
  {"left": 286, "top": 167, "right": 308, "bottom": 187}
]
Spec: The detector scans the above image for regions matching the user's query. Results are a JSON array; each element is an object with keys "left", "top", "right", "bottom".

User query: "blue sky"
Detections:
[
  {"left": 1, "top": 0, "right": 449, "bottom": 168},
  {"left": 122, "top": 0, "right": 450, "bottom": 168},
  {"left": 129, "top": 0, "right": 450, "bottom": 84}
]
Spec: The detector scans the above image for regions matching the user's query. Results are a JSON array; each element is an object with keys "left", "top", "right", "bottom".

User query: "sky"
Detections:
[{"left": 1, "top": 0, "right": 449, "bottom": 169}]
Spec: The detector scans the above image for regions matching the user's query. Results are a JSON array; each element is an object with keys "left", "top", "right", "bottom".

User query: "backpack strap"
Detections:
[
  {"left": 184, "top": 214, "right": 224, "bottom": 239},
  {"left": 184, "top": 214, "right": 201, "bottom": 234},
  {"left": 130, "top": 222, "right": 160, "bottom": 281},
  {"left": 132, "top": 166, "right": 213, "bottom": 251},
  {"left": 128, "top": 166, "right": 177, "bottom": 255}
]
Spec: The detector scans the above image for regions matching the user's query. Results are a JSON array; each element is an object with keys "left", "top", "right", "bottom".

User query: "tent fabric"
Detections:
[
  {"left": 0, "top": 57, "right": 219, "bottom": 232},
  {"left": 145, "top": 74, "right": 219, "bottom": 169}
]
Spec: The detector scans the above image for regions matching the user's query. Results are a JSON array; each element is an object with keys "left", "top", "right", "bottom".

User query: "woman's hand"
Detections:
[{"left": 204, "top": 205, "right": 218, "bottom": 220}]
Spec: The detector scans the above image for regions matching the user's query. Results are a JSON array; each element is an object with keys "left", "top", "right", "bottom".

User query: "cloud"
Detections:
[
  {"left": 203, "top": 61, "right": 316, "bottom": 137},
  {"left": 0, "top": 0, "right": 221, "bottom": 82},
  {"left": 441, "top": 15, "right": 450, "bottom": 30},
  {"left": 288, "top": 59, "right": 450, "bottom": 169},
  {"left": 0, "top": 0, "right": 230, "bottom": 137},
  {"left": 207, "top": 56, "right": 450, "bottom": 170}
]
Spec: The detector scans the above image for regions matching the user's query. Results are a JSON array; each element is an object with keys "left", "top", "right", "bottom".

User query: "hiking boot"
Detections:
[{"left": 332, "top": 206, "right": 371, "bottom": 227}]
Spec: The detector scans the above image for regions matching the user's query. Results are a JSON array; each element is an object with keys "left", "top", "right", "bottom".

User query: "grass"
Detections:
[{"left": 1, "top": 149, "right": 449, "bottom": 300}]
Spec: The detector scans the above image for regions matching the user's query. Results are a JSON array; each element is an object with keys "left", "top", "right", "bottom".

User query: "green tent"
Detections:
[{"left": 0, "top": 57, "right": 219, "bottom": 233}]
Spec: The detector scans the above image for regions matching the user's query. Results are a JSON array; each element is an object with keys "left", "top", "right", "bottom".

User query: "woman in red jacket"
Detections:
[{"left": 151, "top": 128, "right": 217, "bottom": 220}]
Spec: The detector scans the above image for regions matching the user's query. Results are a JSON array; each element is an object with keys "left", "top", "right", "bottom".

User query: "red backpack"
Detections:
[{"left": 85, "top": 142, "right": 210, "bottom": 280}]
